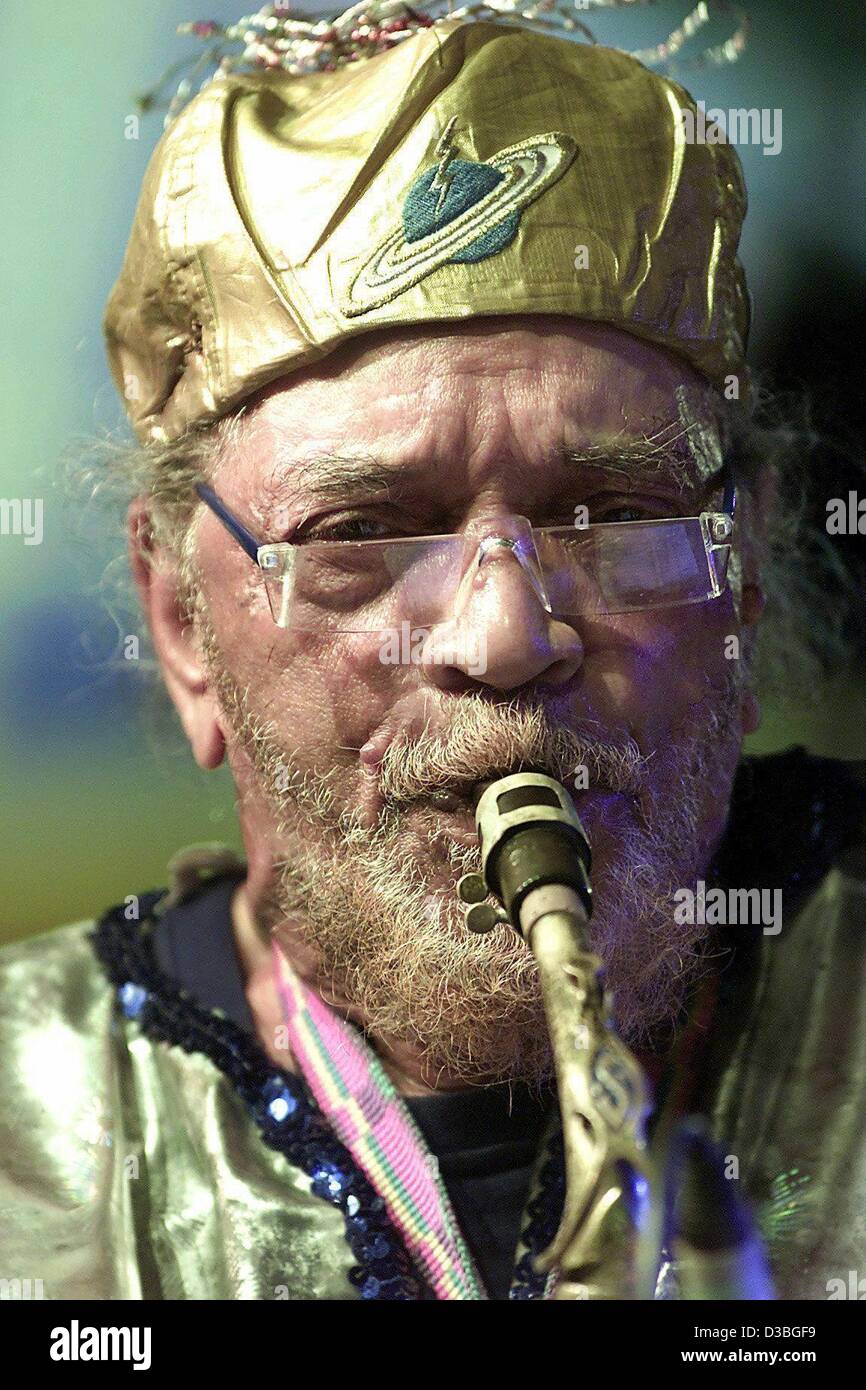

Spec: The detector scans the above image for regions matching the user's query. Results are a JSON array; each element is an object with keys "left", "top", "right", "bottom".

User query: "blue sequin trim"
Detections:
[{"left": 509, "top": 1128, "right": 566, "bottom": 1300}]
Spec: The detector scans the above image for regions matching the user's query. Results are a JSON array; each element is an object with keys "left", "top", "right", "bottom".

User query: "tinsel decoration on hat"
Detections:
[{"left": 138, "top": 0, "right": 751, "bottom": 127}]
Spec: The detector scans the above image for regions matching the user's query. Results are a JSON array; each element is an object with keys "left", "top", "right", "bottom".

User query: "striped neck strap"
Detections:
[{"left": 271, "top": 941, "right": 487, "bottom": 1300}]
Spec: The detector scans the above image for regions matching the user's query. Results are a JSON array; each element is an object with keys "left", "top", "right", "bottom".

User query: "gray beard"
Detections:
[{"left": 201, "top": 621, "right": 743, "bottom": 1088}]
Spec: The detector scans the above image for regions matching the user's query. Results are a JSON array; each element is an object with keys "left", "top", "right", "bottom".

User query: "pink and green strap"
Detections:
[{"left": 271, "top": 941, "right": 488, "bottom": 1300}]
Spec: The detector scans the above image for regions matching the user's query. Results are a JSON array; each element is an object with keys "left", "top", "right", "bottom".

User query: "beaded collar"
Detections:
[{"left": 91, "top": 746, "right": 865, "bottom": 1300}]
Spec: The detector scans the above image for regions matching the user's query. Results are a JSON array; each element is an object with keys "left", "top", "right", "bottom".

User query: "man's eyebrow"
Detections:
[
  {"left": 264, "top": 424, "right": 718, "bottom": 510},
  {"left": 264, "top": 451, "right": 420, "bottom": 509},
  {"left": 557, "top": 427, "right": 715, "bottom": 488}
]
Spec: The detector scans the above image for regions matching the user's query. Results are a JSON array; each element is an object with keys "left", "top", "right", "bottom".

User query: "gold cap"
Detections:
[{"left": 104, "top": 19, "right": 750, "bottom": 443}]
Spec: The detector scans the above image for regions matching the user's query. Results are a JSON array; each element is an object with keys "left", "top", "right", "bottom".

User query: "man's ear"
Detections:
[{"left": 127, "top": 498, "right": 226, "bottom": 770}]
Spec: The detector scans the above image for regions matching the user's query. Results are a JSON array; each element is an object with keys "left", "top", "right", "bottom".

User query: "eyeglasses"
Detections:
[{"left": 194, "top": 477, "right": 736, "bottom": 633}]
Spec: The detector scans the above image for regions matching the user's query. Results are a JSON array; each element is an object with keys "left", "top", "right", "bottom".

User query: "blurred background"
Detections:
[{"left": 1, "top": 0, "right": 864, "bottom": 943}]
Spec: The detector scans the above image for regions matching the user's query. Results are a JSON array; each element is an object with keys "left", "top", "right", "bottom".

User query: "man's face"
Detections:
[{"left": 150, "top": 316, "right": 760, "bottom": 1087}]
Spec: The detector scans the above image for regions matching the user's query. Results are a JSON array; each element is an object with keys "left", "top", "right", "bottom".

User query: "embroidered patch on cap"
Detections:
[{"left": 343, "top": 117, "right": 578, "bottom": 316}]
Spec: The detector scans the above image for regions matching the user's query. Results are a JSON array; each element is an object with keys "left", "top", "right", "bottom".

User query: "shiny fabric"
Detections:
[
  {"left": 0, "top": 923, "right": 355, "bottom": 1299},
  {"left": 1, "top": 751, "right": 864, "bottom": 1300},
  {"left": 700, "top": 829, "right": 866, "bottom": 1298},
  {"left": 103, "top": 19, "right": 750, "bottom": 445}
]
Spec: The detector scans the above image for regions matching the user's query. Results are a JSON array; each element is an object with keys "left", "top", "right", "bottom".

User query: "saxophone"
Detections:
[{"left": 456, "top": 771, "right": 774, "bottom": 1301}]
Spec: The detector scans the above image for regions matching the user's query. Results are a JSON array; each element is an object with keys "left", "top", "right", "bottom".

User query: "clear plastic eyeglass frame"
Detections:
[{"left": 194, "top": 478, "right": 736, "bottom": 633}]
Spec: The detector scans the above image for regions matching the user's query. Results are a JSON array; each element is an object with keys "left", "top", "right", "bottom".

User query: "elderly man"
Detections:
[{"left": 1, "top": 10, "right": 864, "bottom": 1303}]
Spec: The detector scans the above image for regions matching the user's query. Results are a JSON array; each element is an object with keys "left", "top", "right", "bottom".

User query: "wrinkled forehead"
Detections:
[{"left": 213, "top": 320, "right": 726, "bottom": 509}]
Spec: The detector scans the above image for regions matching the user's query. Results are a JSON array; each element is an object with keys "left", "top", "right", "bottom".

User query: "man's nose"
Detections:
[{"left": 418, "top": 524, "right": 584, "bottom": 691}]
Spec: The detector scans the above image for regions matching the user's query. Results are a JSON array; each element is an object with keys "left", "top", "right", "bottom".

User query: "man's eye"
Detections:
[
  {"left": 566, "top": 493, "right": 682, "bottom": 527},
  {"left": 595, "top": 504, "right": 658, "bottom": 523},
  {"left": 579, "top": 499, "right": 675, "bottom": 524},
  {"left": 299, "top": 514, "right": 396, "bottom": 544}
]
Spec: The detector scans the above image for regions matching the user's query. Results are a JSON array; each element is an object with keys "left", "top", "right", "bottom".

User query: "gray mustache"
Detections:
[{"left": 377, "top": 711, "right": 648, "bottom": 807}]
